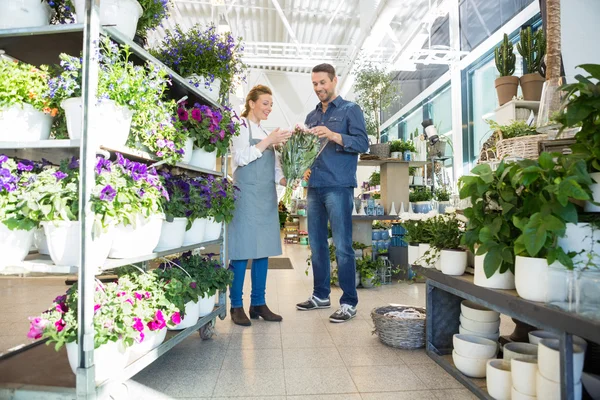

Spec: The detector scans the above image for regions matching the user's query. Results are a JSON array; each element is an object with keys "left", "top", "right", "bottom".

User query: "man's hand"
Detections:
[
  {"left": 310, "top": 126, "right": 343, "bottom": 145},
  {"left": 280, "top": 178, "right": 300, "bottom": 189}
]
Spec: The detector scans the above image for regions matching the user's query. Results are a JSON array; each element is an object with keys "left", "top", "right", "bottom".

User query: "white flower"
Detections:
[
  {"left": 444, "top": 206, "right": 456, "bottom": 214},
  {"left": 455, "top": 214, "right": 469, "bottom": 223}
]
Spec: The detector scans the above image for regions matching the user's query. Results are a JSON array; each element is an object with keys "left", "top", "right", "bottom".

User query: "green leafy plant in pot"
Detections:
[
  {"left": 356, "top": 256, "right": 384, "bottom": 288},
  {"left": 494, "top": 33, "right": 519, "bottom": 106},
  {"left": 554, "top": 64, "right": 600, "bottom": 212},
  {"left": 517, "top": 26, "right": 546, "bottom": 101},
  {"left": 429, "top": 213, "right": 468, "bottom": 275}
]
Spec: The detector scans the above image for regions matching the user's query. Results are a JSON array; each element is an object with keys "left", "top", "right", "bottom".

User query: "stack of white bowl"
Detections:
[
  {"left": 452, "top": 334, "right": 498, "bottom": 378},
  {"left": 459, "top": 300, "right": 501, "bottom": 341},
  {"left": 537, "top": 338, "right": 586, "bottom": 400}
]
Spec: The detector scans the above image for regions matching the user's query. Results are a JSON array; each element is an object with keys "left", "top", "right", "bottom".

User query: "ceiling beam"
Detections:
[
  {"left": 270, "top": 0, "right": 299, "bottom": 45},
  {"left": 327, "top": 0, "right": 345, "bottom": 26}
]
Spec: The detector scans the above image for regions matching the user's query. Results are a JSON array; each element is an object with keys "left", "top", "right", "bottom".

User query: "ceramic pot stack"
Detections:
[
  {"left": 458, "top": 300, "right": 501, "bottom": 341},
  {"left": 452, "top": 334, "right": 499, "bottom": 378}
]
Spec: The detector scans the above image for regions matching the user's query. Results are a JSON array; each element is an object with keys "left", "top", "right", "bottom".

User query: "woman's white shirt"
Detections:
[{"left": 230, "top": 119, "right": 284, "bottom": 184}]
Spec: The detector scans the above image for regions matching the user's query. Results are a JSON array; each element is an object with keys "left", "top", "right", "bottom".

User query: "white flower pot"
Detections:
[
  {"left": 33, "top": 228, "right": 50, "bottom": 255},
  {"left": 169, "top": 300, "right": 200, "bottom": 330},
  {"left": 536, "top": 370, "right": 583, "bottom": 400},
  {"left": 129, "top": 327, "right": 166, "bottom": 361},
  {"left": 203, "top": 218, "right": 222, "bottom": 242},
  {"left": 0, "top": 104, "right": 52, "bottom": 142},
  {"left": 361, "top": 276, "right": 376, "bottom": 288},
  {"left": 189, "top": 147, "right": 217, "bottom": 170},
  {"left": 511, "top": 358, "right": 538, "bottom": 397},
  {"left": 515, "top": 256, "right": 548, "bottom": 302},
  {"left": 43, "top": 221, "right": 113, "bottom": 267},
  {"left": 74, "top": 0, "right": 142, "bottom": 40},
  {"left": 461, "top": 300, "right": 500, "bottom": 323},
  {"left": 62, "top": 97, "right": 133, "bottom": 148},
  {"left": 198, "top": 294, "right": 217, "bottom": 317},
  {"left": 460, "top": 314, "right": 500, "bottom": 334},
  {"left": 408, "top": 176, "right": 414, "bottom": 185},
  {"left": 585, "top": 172, "right": 600, "bottom": 212},
  {"left": 185, "top": 75, "right": 222, "bottom": 102},
  {"left": 66, "top": 340, "right": 129, "bottom": 384},
  {"left": 503, "top": 342, "right": 538, "bottom": 361},
  {"left": 512, "top": 386, "right": 537, "bottom": 400},
  {"left": 0, "top": 0, "right": 51, "bottom": 29},
  {"left": 418, "top": 243, "right": 433, "bottom": 268},
  {"left": 528, "top": 330, "right": 587, "bottom": 352},
  {"left": 109, "top": 214, "right": 163, "bottom": 258},
  {"left": 408, "top": 244, "right": 419, "bottom": 265},
  {"left": 0, "top": 223, "right": 34, "bottom": 267},
  {"left": 183, "top": 218, "right": 207, "bottom": 246},
  {"left": 558, "top": 223, "right": 600, "bottom": 268},
  {"left": 538, "top": 338, "right": 585, "bottom": 384},
  {"left": 453, "top": 334, "right": 498, "bottom": 359},
  {"left": 441, "top": 249, "right": 467, "bottom": 276},
  {"left": 486, "top": 359, "right": 511, "bottom": 400},
  {"left": 459, "top": 325, "right": 500, "bottom": 342},
  {"left": 154, "top": 217, "right": 187, "bottom": 251},
  {"left": 181, "top": 138, "right": 194, "bottom": 164},
  {"left": 452, "top": 350, "right": 488, "bottom": 378},
  {"left": 391, "top": 151, "right": 401, "bottom": 159},
  {"left": 474, "top": 254, "right": 515, "bottom": 290}
]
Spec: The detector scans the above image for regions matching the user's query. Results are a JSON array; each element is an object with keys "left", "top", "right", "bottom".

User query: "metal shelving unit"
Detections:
[
  {"left": 413, "top": 266, "right": 600, "bottom": 400},
  {"left": 0, "top": 4, "right": 229, "bottom": 398}
]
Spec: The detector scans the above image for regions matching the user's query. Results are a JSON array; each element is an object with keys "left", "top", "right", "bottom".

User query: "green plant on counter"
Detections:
[
  {"left": 409, "top": 167, "right": 417, "bottom": 176},
  {"left": 389, "top": 140, "right": 416, "bottom": 153},
  {"left": 409, "top": 187, "right": 433, "bottom": 203},
  {"left": 487, "top": 119, "right": 538, "bottom": 139},
  {"left": 555, "top": 64, "right": 600, "bottom": 173},
  {"left": 516, "top": 26, "right": 546, "bottom": 74},
  {"left": 434, "top": 187, "right": 451, "bottom": 202},
  {"left": 495, "top": 33, "right": 516, "bottom": 77},
  {"left": 403, "top": 218, "right": 434, "bottom": 245},
  {"left": 356, "top": 256, "right": 384, "bottom": 287},
  {"left": 372, "top": 221, "right": 387, "bottom": 230},
  {"left": 372, "top": 193, "right": 381, "bottom": 200},
  {"left": 429, "top": 214, "right": 466, "bottom": 251},
  {"left": 369, "top": 171, "right": 380, "bottom": 187}
]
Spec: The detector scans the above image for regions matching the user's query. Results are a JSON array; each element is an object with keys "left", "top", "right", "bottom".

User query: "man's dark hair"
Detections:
[{"left": 312, "top": 63, "right": 336, "bottom": 81}]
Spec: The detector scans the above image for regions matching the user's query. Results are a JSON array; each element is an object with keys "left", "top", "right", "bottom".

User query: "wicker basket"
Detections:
[
  {"left": 369, "top": 143, "right": 391, "bottom": 159},
  {"left": 495, "top": 133, "right": 547, "bottom": 160},
  {"left": 371, "top": 305, "right": 426, "bottom": 349}
]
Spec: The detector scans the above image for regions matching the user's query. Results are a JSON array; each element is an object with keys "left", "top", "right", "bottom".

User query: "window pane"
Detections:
[{"left": 429, "top": 86, "right": 452, "bottom": 134}]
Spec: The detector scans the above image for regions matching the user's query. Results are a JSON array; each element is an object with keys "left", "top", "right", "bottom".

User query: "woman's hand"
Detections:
[
  {"left": 279, "top": 178, "right": 300, "bottom": 189},
  {"left": 268, "top": 128, "right": 291, "bottom": 145}
]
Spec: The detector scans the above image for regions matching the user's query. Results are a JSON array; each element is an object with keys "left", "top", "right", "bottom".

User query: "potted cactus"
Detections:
[
  {"left": 494, "top": 34, "right": 519, "bottom": 106},
  {"left": 517, "top": 26, "right": 546, "bottom": 101}
]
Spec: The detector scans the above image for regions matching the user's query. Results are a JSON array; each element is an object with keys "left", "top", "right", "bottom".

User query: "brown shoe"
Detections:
[
  {"left": 230, "top": 307, "right": 251, "bottom": 326},
  {"left": 249, "top": 305, "right": 283, "bottom": 322}
]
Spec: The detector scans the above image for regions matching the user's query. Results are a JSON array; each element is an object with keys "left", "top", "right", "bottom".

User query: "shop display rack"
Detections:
[{"left": 0, "top": 4, "right": 228, "bottom": 398}]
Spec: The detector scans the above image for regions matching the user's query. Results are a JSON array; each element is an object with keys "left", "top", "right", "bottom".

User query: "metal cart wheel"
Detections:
[{"left": 199, "top": 319, "right": 216, "bottom": 340}]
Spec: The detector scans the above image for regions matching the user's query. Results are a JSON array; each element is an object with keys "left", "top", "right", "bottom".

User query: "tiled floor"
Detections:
[{"left": 126, "top": 243, "right": 480, "bottom": 400}]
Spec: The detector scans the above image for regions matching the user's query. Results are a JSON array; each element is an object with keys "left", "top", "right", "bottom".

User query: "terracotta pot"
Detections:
[
  {"left": 520, "top": 73, "right": 545, "bottom": 101},
  {"left": 495, "top": 76, "right": 519, "bottom": 106}
]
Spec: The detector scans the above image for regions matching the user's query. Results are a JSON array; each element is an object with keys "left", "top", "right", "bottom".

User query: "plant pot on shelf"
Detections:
[
  {"left": 413, "top": 201, "right": 432, "bottom": 214},
  {"left": 585, "top": 172, "right": 600, "bottom": 212},
  {"left": 33, "top": 228, "right": 50, "bottom": 255},
  {"left": 185, "top": 75, "right": 221, "bottom": 103},
  {"left": 62, "top": 98, "right": 133, "bottom": 148},
  {"left": 0, "top": 224, "right": 34, "bottom": 268},
  {"left": 43, "top": 221, "right": 114, "bottom": 267},
  {"left": 189, "top": 147, "right": 217, "bottom": 170},
  {"left": 66, "top": 340, "right": 130, "bottom": 384},
  {"left": 440, "top": 249, "right": 467, "bottom": 276},
  {"left": 511, "top": 358, "right": 538, "bottom": 397},
  {"left": 520, "top": 73, "right": 545, "bottom": 101},
  {"left": 0, "top": 0, "right": 51, "bottom": 29},
  {"left": 169, "top": 300, "right": 200, "bottom": 330},
  {"left": 183, "top": 218, "right": 207, "bottom": 246},
  {"left": 487, "top": 359, "right": 512, "bottom": 400},
  {"left": 473, "top": 254, "right": 515, "bottom": 289},
  {"left": 515, "top": 256, "right": 548, "bottom": 302},
  {"left": 495, "top": 76, "right": 520, "bottom": 106},
  {"left": 154, "top": 217, "right": 187, "bottom": 252},
  {"left": 0, "top": 104, "right": 52, "bottom": 142},
  {"left": 129, "top": 327, "right": 166, "bottom": 361},
  {"left": 73, "top": 0, "right": 143, "bottom": 40},
  {"left": 437, "top": 201, "right": 452, "bottom": 214},
  {"left": 204, "top": 218, "right": 223, "bottom": 242},
  {"left": 369, "top": 143, "right": 390, "bottom": 159},
  {"left": 536, "top": 370, "right": 583, "bottom": 400},
  {"left": 403, "top": 150, "right": 412, "bottom": 161},
  {"left": 408, "top": 176, "right": 414, "bottom": 185},
  {"left": 390, "top": 151, "right": 401, "bottom": 159},
  {"left": 198, "top": 293, "right": 217, "bottom": 317},
  {"left": 538, "top": 338, "right": 586, "bottom": 384},
  {"left": 109, "top": 214, "right": 163, "bottom": 259},
  {"left": 180, "top": 138, "right": 194, "bottom": 164}
]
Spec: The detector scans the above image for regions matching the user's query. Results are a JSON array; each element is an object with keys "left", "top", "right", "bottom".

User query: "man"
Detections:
[{"left": 296, "top": 63, "right": 369, "bottom": 323}]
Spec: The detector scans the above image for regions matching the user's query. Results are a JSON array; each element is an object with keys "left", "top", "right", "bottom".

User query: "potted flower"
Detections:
[
  {"left": 27, "top": 281, "right": 138, "bottom": 383},
  {"left": 0, "top": 60, "right": 57, "bottom": 141},
  {"left": 151, "top": 24, "right": 246, "bottom": 101},
  {"left": 368, "top": 171, "right": 380, "bottom": 189},
  {"left": 0, "top": 156, "right": 39, "bottom": 266},
  {"left": 555, "top": 64, "right": 600, "bottom": 213},
  {"left": 430, "top": 212, "right": 468, "bottom": 276},
  {"left": 356, "top": 256, "right": 383, "bottom": 288},
  {"left": 389, "top": 140, "right": 403, "bottom": 159},
  {"left": 183, "top": 176, "right": 210, "bottom": 246},
  {"left": 204, "top": 175, "right": 238, "bottom": 241},
  {"left": 516, "top": 26, "right": 546, "bottom": 101},
  {"left": 155, "top": 172, "right": 189, "bottom": 251},
  {"left": 401, "top": 213, "right": 436, "bottom": 268},
  {"left": 511, "top": 153, "right": 593, "bottom": 302},
  {"left": 435, "top": 187, "right": 452, "bottom": 214},
  {"left": 410, "top": 187, "right": 433, "bottom": 213},
  {"left": 494, "top": 34, "right": 519, "bottom": 106},
  {"left": 0, "top": 0, "right": 53, "bottom": 29},
  {"left": 176, "top": 103, "right": 241, "bottom": 170},
  {"left": 459, "top": 161, "right": 519, "bottom": 289}
]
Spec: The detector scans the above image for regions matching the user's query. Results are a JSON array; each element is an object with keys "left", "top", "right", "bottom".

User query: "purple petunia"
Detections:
[
  {"left": 68, "top": 157, "right": 79, "bottom": 170},
  {"left": 53, "top": 171, "right": 67, "bottom": 181},
  {"left": 99, "top": 185, "right": 116, "bottom": 201},
  {"left": 17, "top": 160, "right": 34, "bottom": 172}
]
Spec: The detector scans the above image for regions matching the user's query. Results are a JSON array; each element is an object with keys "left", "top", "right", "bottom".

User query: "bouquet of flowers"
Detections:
[{"left": 277, "top": 124, "right": 321, "bottom": 204}]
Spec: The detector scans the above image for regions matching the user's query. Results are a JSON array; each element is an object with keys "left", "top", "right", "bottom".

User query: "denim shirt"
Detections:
[{"left": 305, "top": 96, "right": 369, "bottom": 188}]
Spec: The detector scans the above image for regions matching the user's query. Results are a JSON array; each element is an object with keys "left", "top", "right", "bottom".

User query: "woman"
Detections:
[{"left": 228, "top": 85, "right": 291, "bottom": 326}]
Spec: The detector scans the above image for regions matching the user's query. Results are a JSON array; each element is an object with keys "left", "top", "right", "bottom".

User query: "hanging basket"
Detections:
[
  {"left": 371, "top": 305, "right": 426, "bottom": 349},
  {"left": 495, "top": 132, "right": 547, "bottom": 160}
]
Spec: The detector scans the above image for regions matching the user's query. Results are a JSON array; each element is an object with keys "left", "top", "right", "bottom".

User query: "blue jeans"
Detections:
[
  {"left": 229, "top": 258, "right": 268, "bottom": 308},
  {"left": 307, "top": 187, "right": 358, "bottom": 307}
]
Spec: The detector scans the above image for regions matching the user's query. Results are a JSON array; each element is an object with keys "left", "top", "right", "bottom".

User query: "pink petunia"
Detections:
[
  {"left": 27, "top": 317, "right": 48, "bottom": 340},
  {"left": 55, "top": 319, "right": 66, "bottom": 333},
  {"left": 146, "top": 310, "right": 166, "bottom": 331},
  {"left": 144, "top": 292, "right": 151, "bottom": 299},
  {"left": 191, "top": 108, "right": 202, "bottom": 122},
  {"left": 218, "top": 130, "right": 225, "bottom": 140},
  {"left": 94, "top": 304, "right": 101, "bottom": 313},
  {"left": 132, "top": 317, "right": 144, "bottom": 332},
  {"left": 134, "top": 292, "right": 143, "bottom": 301},
  {"left": 171, "top": 312, "right": 181, "bottom": 325},
  {"left": 55, "top": 302, "right": 68, "bottom": 313}
]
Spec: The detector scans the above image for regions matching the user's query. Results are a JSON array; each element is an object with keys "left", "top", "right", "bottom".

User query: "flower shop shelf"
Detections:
[
  {"left": 352, "top": 215, "right": 400, "bottom": 221},
  {"left": 413, "top": 266, "right": 600, "bottom": 400},
  {"left": 0, "top": 24, "right": 220, "bottom": 108},
  {"left": 0, "top": 296, "right": 227, "bottom": 399},
  {"left": 358, "top": 159, "right": 428, "bottom": 167}
]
